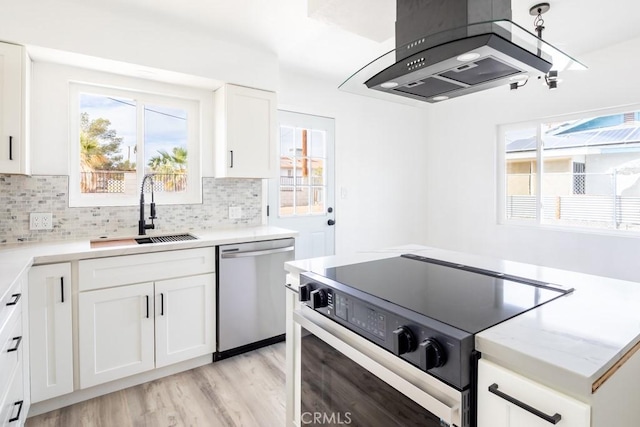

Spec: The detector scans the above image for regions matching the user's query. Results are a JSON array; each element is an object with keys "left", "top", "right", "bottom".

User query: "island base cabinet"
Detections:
[
  {"left": 155, "top": 274, "right": 215, "bottom": 368},
  {"left": 28, "top": 263, "right": 73, "bottom": 403},
  {"left": 79, "top": 282, "right": 155, "bottom": 389},
  {"left": 478, "top": 359, "right": 590, "bottom": 427}
]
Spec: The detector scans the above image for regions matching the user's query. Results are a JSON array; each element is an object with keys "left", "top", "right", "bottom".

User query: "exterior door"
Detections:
[{"left": 268, "top": 110, "right": 335, "bottom": 260}]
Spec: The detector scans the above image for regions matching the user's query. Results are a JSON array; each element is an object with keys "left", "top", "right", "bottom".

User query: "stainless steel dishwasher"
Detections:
[{"left": 216, "top": 238, "right": 295, "bottom": 358}]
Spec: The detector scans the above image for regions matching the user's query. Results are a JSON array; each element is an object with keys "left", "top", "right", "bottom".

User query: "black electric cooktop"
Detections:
[{"left": 322, "top": 254, "right": 572, "bottom": 335}]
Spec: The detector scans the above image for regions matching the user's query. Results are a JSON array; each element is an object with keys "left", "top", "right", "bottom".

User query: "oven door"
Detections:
[{"left": 291, "top": 305, "right": 467, "bottom": 427}]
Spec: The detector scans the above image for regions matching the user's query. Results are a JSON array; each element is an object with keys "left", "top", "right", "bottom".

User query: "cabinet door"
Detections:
[
  {"left": 478, "top": 359, "right": 590, "bottom": 427},
  {"left": 0, "top": 42, "right": 27, "bottom": 175},
  {"left": 28, "top": 263, "right": 73, "bottom": 403},
  {"left": 216, "top": 84, "right": 276, "bottom": 178},
  {"left": 79, "top": 282, "right": 155, "bottom": 388},
  {"left": 155, "top": 274, "right": 215, "bottom": 368}
]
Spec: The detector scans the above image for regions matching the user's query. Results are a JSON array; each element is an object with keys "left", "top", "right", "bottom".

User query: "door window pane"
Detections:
[{"left": 279, "top": 126, "right": 328, "bottom": 216}]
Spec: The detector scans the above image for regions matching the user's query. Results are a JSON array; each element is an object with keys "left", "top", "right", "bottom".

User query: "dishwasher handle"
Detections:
[{"left": 220, "top": 245, "right": 294, "bottom": 259}]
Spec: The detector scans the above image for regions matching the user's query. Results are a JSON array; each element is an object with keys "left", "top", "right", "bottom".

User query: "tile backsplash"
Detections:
[{"left": 0, "top": 175, "right": 263, "bottom": 244}]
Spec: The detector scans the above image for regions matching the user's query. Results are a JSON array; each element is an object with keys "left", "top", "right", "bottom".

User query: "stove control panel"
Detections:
[{"left": 298, "top": 275, "right": 465, "bottom": 388}]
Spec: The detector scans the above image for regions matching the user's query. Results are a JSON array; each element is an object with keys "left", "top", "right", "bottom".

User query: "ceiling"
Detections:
[{"left": 58, "top": 0, "right": 640, "bottom": 84}]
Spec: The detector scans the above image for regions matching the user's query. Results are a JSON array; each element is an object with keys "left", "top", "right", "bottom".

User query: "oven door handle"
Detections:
[{"left": 293, "top": 308, "right": 461, "bottom": 427}]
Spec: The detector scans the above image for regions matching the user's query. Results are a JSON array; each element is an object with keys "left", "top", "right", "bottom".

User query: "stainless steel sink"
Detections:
[
  {"left": 135, "top": 234, "right": 198, "bottom": 244},
  {"left": 90, "top": 233, "right": 198, "bottom": 248}
]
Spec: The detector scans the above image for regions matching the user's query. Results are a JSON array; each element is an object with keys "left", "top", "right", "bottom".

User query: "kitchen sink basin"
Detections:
[
  {"left": 90, "top": 233, "right": 198, "bottom": 248},
  {"left": 134, "top": 234, "right": 198, "bottom": 244}
]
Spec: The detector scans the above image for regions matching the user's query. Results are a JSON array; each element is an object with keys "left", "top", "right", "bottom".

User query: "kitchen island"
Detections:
[{"left": 285, "top": 245, "right": 640, "bottom": 427}]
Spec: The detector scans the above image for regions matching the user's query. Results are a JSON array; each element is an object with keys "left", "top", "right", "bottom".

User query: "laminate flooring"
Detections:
[{"left": 26, "top": 342, "right": 286, "bottom": 427}]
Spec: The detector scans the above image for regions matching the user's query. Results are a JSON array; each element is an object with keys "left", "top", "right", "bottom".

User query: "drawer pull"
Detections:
[
  {"left": 8, "top": 336, "right": 22, "bottom": 352},
  {"left": 8, "top": 400, "right": 23, "bottom": 423},
  {"left": 6, "top": 293, "right": 21, "bottom": 306},
  {"left": 488, "top": 383, "right": 562, "bottom": 424}
]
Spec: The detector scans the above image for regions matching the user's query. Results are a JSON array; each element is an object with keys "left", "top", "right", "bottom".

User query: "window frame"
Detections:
[
  {"left": 498, "top": 104, "right": 640, "bottom": 237},
  {"left": 69, "top": 82, "right": 202, "bottom": 207}
]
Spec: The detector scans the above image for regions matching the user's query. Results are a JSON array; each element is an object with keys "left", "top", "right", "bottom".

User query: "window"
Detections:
[
  {"left": 69, "top": 83, "right": 201, "bottom": 207},
  {"left": 500, "top": 108, "right": 640, "bottom": 233}
]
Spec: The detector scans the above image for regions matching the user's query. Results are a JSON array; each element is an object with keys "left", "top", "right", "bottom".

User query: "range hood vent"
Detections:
[{"left": 339, "top": 0, "right": 585, "bottom": 105}]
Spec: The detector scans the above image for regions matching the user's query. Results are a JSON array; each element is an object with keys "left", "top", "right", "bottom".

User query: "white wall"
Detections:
[
  {"left": 278, "top": 70, "right": 429, "bottom": 255},
  {"left": 424, "top": 37, "right": 640, "bottom": 282},
  {"left": 0, "top": 0, "right": 278, "bottom": 90}
]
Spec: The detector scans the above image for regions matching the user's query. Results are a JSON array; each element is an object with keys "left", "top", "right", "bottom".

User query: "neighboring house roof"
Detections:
[{"left": 506, "top": 113, "right": 640, "bottom": 153}]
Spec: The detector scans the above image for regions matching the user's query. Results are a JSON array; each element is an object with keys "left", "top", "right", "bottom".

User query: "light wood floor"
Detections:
[{"left": 26, "top": 343, "right": 286, "bottom": 427}]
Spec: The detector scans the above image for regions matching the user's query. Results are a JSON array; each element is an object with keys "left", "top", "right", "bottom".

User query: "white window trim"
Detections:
[
  {"left": 497, "top": 103, "right": 640, "bottom": 238},
  {"left": 69, "top": 82, "right": 203, "bottom": 208}
]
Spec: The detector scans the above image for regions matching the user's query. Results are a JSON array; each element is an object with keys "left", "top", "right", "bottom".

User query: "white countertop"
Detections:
[
  {"left": 285, "top": 245, "right": 640, "bottom": 401},
  {"left": 0, "top": 226, "right": 297, "bottom": 301}
]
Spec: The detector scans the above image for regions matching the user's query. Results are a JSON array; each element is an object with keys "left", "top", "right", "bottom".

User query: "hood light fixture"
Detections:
[
  {"left": 381, "top": 81, "right": 399, "bottom": 89},
  {"left": 456, "top": 52, "right": 481, "bottom": 62}
]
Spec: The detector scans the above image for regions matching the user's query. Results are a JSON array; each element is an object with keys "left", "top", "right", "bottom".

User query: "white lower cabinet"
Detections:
[
  {"left": 478, "top": 359, "right": 590, "bottom": 427},
  {"left": 79, "top": 282, "right": 155, "bottom": 389},
  {"left": 28, "top": 263, "right": 73, "bottom": 403},
  {"left": 79, "top": 273, "right": 215, "bottom": 388},
  {"left": 155, "top": 274, "right": 215, "bottom": 368}
]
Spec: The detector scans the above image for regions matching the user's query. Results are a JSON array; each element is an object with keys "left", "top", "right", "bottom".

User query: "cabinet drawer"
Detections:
[
  {"left": 79, "top": 247, "right": 215, "bottom": 291},
  {"left": 0, "top": 314, "right": 22, "bottom": 400},
  {"left": 0, "top": 279, "right": 22, "bottom": 336},
  {"left": 0, "top": 360, "right": 24, "bottom": 426},
  {"left": 478, "top": 359, "right": 590, "bottom": 427}
]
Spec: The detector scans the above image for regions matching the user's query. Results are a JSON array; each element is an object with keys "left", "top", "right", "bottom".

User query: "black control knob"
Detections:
[
  {"left": 299, "top": 284, "right": 311, "bottom": 302},
  {"left": 419, "top": 338, "right": 446, "bottom": 370},
  {"left": 310, "top": 289, "right": 328, "bottom": 309},
  {"left": 392, "top": 326, "right": 416, "bottom": 355}
]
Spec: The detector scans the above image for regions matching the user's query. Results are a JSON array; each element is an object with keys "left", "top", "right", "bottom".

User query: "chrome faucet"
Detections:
[{"left": 138, "top": 174, "right": 157, "bottom": 235}]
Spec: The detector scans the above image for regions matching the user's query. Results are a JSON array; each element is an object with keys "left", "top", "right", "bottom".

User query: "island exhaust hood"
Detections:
[{"left": 339, "top": 0, "right": 586, "bottom": 105}]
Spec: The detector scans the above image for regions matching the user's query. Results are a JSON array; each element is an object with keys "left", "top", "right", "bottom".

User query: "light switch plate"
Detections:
[
  {"left": 30, "top": 212, "right": 53, "bottom": 230},
  {"left": 229, "top": 206, "right": 242, "bottom": 219}
]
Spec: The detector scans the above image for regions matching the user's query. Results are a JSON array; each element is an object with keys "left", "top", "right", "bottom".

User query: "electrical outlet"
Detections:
[
  {"left": 30, "top": 212, "right": 53, "bottom": 230},
  {"left": 229, "top": 206, "right": 242, "bottom": 219}
]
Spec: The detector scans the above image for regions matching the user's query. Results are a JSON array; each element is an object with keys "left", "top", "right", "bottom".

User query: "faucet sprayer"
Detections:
[{"left": 139, "top": 174, "right": 157, "bottom": 235}]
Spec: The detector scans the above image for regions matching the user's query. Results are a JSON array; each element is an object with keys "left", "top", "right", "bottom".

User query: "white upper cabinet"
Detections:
[
  {"left": 0, "top": 42, "right": 30, "bottom": 175},
  {"left": 214, "top": 84, "right": 277, "bottom": 178}
]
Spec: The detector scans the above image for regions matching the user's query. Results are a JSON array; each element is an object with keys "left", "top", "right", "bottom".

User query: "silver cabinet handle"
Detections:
[
  {"left": 488, "top": 383, "right": 562, "bottom": 424},
  {"left": 220, "top": 246, "right": 294, "bottom": 259}
]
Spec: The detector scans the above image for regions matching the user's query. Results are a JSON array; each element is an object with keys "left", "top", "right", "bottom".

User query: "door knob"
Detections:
[{"left": 328, "top": 219, "right": 335, "bottom": 226}]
